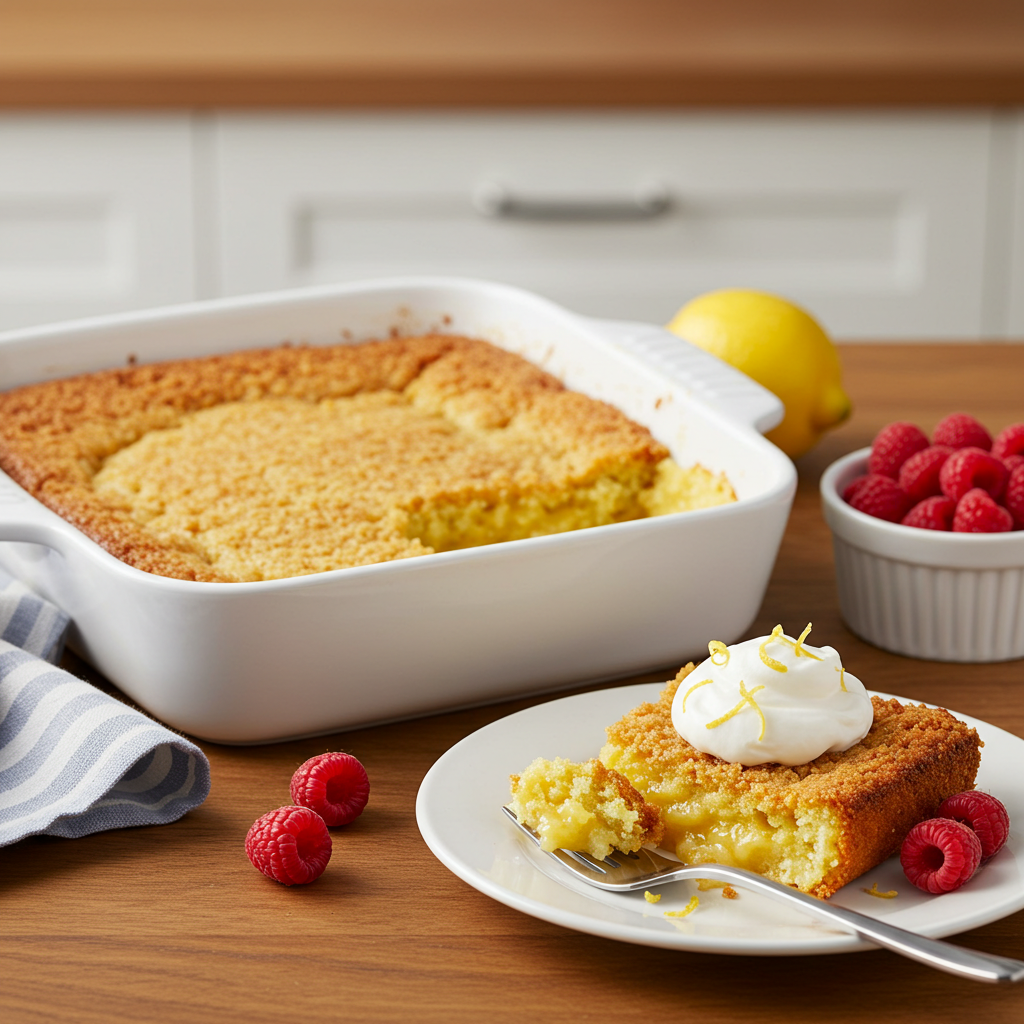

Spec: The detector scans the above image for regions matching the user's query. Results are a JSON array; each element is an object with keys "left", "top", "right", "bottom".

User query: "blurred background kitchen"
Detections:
[{"left": 0, "top": 0, "right": 1021, "bottom": 339}]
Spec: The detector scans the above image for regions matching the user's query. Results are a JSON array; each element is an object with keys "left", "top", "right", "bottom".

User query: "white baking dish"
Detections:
[{"left": 0, "top": 277, "right": 795, "bottom": 742}]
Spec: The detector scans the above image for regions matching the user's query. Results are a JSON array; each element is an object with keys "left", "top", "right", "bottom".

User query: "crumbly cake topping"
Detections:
[
  {"left": 0, "top": 335, "right": 734, "bottom": 582},
  {"left": 606, "top": 666, "right": 981, "bottom": 805}
]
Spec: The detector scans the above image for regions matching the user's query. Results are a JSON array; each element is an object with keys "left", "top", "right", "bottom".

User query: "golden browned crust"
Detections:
[
  {"left": 604, "top": 667, "right": 982, "bottom": 898},
  {"left": 0, "top": 335, "right": 671, "bottom": 582},
  {"left": 591, "top": 758, "right": 665, "bottom": 848}
]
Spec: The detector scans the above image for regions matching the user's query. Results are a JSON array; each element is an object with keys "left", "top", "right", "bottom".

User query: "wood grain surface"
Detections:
[
  {"left": 0, "top": 0, "right": 1022, "bottom": 108},
  {"left": 2, "top": 343, "right": 1023, "bottom": 1023}
]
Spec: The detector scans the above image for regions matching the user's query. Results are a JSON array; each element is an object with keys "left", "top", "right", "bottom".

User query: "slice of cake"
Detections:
[
  {"left": 509, "top": 757, "right": 664, "bottom": 860},
  {"left": 601, "top": 665, "right": 982, "bottom": 899},
  {"left": 0, "top": 335, "right": 735, "bottom": 582}
]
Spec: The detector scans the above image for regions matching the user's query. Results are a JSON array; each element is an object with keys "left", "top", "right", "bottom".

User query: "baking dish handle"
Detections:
[
  {"left": 586, "top": 318, "right": 784, "bottom": 435},
  {"left": 0, "top": 471, "right": 74, "bottom": 552}
]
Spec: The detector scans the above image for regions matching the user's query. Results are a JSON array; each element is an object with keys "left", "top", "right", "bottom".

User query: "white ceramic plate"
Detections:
[{"left": 416, "top": 683, "right": 1024, "bottom": 955}]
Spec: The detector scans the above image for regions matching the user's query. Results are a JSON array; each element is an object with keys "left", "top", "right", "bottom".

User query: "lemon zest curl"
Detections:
[
  {"left": 708, "top": 640, "right": 730, "bottom": 667},
  {"left": 862, "top": 882, "right": 897, "bottom": 899},
  {"left": 759, "top": 625, "right": 788, "bottom": 672},
  {"left": 664, "top": 895, "right": 699, "bottom": 919},
  {"left": 705, "top": 681, "right": 766, "bottom": 741},
  {"left": 760, "top": 623, "right": 824, "bottom": 672},
  {"left": 681, "top": 678, "right": 714, "bottom": 712}
]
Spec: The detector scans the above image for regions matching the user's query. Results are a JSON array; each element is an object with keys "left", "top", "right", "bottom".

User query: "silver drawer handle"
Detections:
[{"left": 473, "top": 181, "right": 671, "bottom": 222}]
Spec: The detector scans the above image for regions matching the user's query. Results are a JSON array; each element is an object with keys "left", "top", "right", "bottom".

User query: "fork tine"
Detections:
[
  {"left": 572, "top": 851, "right": 621, "bottom": 872},
  {"left": 563, "top": 850, "right": 607, "bottom": 873}
]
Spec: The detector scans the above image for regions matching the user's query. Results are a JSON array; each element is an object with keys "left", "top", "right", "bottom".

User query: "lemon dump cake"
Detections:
[
  {"left": 603, "top": 672, "right": 980, "bottom": 898},
  {"left": 509, "top": 757, "right": 664, "bottom": 860},
  {"left": 0, "top": 334, "right": 735, "bottom": 582},
  {"left": 510, "top": 628, "right": 981, "bottom": 899}
]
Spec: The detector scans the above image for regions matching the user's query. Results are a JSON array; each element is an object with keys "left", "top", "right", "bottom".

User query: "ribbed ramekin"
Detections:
[{"left": 821, "top": 448, "right": 1024, "bottom": 662}]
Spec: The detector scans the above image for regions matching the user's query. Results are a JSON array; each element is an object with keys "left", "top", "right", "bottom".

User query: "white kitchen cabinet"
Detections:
[
  {"left": 0, "top": 116, "right": 197, "bottom": 332},
  {"left": 212, "top": 113, "right": 999, "bottom": 339},
  {"left": 0, "top": 111, "right": 1020, "bottom": 340}
]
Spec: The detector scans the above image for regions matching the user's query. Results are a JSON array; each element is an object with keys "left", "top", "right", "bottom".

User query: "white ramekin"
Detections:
[{"left": 821, "top": 448, "right": 1024, "bottom": 662}]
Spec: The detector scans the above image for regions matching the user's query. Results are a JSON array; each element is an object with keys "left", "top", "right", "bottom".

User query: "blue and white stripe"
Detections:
[
  {"left": 0, "top": 569, "right": 210, "bottom": 847},
  {"left": 0, "top": 572, "right": 69, "bottom": 662}
]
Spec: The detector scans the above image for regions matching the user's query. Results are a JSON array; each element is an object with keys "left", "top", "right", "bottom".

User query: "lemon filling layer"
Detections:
[
  {"left": 600, "top": 744, "right": 841, "bottom": 894},
  {"left": 92, "top": 394, "right": 735, "bottom": 582}
]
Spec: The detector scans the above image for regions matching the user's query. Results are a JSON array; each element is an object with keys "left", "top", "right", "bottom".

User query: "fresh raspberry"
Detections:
[
  {"left": 842, "top": 476, "right": 871, "bottom": 504},
  {"left": 900, "top": 818, "right": 982, "bottom": 894},
  {"left": 868, "top": 421, "right": 929, "bottom": 478},
  {"left": 932, "top": 412, "right": 992, "bottom": 452},
  {"left": 1004, "top": 464, "right": 1024, "bottom": 529},
  {"left": 245, "top": 805, "right": 332, "bottom": 885},
  {"left": 901, "top": 495, "right": 956, "bottom": 531},
  {"left": 952, "top": 488, "right": 1014, "bottom": 533},
  {"left": 290, "top": 752, "right": 370, "bottom": 826},
  {"left": 1003, "top": 453, "right": 1024, "bottom": 475},
  {"left": 991, "top": 423, "right": 1024, "bottom": 461},
  {"left": 844, "top": 474, "right": 912, "bottom": 522},
  {"left": 939, "top": 447, "right": 1009, "bottom": 502},
  {"left": 897, "top": 445, "right": 953, "bottom": 503},
  {"left": 938, "top": 791, "right": 1011, "bottom": 860}
]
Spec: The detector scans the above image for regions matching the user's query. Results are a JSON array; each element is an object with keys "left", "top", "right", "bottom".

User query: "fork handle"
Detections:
[
  {"left": 798, "top": 899, "right": 1024, "bottom": 984},
  {"left": 709, "top": 868, "right": 1024, "bottom": 984}
]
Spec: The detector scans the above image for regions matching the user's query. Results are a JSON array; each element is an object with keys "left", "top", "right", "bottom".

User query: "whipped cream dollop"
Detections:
[{"left": 670, "top": 626, "right": 874, "bottom": 766}]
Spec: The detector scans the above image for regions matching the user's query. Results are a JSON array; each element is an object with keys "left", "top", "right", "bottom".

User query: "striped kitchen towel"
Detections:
[{"left": 0, "top": 569, "right": 210, "bottom": 847}]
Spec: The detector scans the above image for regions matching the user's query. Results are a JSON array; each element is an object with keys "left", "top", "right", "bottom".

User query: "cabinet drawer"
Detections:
[
  {"left": 0, "top": 115, "right": 196, "bottom": 332},
  {"left": 214, "top": 113, "right": 992, "bottom": 339}
]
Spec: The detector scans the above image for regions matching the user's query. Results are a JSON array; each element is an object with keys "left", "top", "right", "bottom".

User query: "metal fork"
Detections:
[{"left": 502, "top": 806, "right": 1024, "bottom": 983}]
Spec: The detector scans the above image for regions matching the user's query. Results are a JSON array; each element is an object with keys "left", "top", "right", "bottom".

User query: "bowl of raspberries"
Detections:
[{"left": 821, "top": 414, "right": 1024, "bottom": 662}]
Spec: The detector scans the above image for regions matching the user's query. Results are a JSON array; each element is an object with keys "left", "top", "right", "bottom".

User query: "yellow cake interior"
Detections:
[
  {"left": 91, "top": 387, "right": 733, "bottom": 582},
  {"left": 509, "top": 757, "right": 664, "bottom": 860}
]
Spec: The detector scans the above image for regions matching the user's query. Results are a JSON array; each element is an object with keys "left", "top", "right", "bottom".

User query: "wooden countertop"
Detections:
[
  {"left": 1, "top": 1, "right": 1023, "bottom": 108},
  {"left": 2, "top": 343, "right": 1024, "bottom": 1023}
]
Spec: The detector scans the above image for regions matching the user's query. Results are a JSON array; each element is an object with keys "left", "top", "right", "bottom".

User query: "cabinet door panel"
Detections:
[{"left": 0, "top": 116, "right": 195, "bottom": 332}]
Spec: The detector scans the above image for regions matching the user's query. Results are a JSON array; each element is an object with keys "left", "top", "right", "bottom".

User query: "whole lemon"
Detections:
[{"left": 666, "top": 289, "right": 851, "bottom": 459}]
